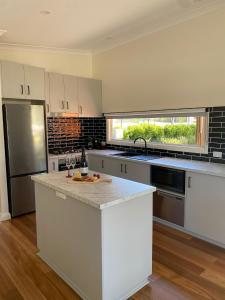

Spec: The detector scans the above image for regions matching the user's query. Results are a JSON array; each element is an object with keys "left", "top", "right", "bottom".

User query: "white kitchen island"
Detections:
[{"left": 32, "top": 171, "right": 156, "bottom": 300}]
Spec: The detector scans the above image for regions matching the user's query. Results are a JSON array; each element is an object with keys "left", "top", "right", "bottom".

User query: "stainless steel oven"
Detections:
[{"left": 151, "top": 165, "right": 185, "bottom": 227}]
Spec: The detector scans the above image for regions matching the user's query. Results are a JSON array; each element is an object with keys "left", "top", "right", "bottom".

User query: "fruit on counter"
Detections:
[
  {"left": 93, "top": 173, "right": 101, "bottom": 179},
  {"left": 72, "top": 173, "right": 101, "bottom": 182},
  {"left": 74, "top": 170, "right": 82, "bottom": 180}
]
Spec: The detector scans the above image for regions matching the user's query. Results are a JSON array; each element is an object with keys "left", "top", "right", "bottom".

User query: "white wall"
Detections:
[
  {"left": 93, "top": 7, "right": 225, "bottom": 113},
  {"left": 0, "top": 46, "right": 92, "bottom": 77}
]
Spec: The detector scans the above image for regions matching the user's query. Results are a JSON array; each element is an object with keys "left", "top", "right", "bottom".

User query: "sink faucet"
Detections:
[{"left": 134, "top": 137, "right": 148, "bottom": 155}]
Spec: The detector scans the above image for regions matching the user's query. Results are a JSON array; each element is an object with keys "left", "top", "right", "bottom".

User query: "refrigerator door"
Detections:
[
  {"left": 9, "top": 175, "right": 35, "bottom": 217},
  {"left": 4, "top": 102, "right": 47, "bottom": 176}
]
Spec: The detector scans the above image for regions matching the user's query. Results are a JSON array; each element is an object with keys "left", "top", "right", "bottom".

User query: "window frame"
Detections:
[{"left": 106, "top": 110, "right": 209, "bottom": 154}]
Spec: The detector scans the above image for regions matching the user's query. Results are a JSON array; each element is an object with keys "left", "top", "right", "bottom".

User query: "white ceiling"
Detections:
[{"left": 0, "top": 0, "right": 224, "bottom": 53}]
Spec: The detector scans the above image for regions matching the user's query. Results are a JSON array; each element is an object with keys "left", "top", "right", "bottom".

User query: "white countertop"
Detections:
[
  {"left": 32, "top": 171, "right": 156, "bottom": 210},
  {"left": 87, "top": 150, "right": 225, "bottom": 178}
]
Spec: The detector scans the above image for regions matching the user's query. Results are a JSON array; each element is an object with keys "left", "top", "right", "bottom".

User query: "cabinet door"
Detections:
[
  {"left": 88, "top": 155, "right": 150, "bottom": 184},
  {"left": 88, "top": 155, "right": 120, "bottom": 176},
  {"left": 185, "top": 172, "right": 225, "bottom": 245},
  {"left": 78, "top": 78, "right": 102, "bottom": 117},
  {"left": 120, "top": 160, "right": 150, "bottom": 184},
  {"left": 1, "top": 61, "right": 25, "bottom": 99},
  {"left": 24, "top": 65, "right": 45, "bottom": 100},
  {"left": 49, "top": 73, "right": 65, "bottom": 113},
  {"left": 63, "top": 75, "right": 79, "bottom": 113},
  {"left": 44, "top": 72, "right": 50, "bottom": 116},
  {"left": 88, "top": 155, "right": 103, "bottom": 173}
]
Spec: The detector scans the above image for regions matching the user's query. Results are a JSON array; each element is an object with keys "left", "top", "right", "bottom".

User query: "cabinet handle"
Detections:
[
  {"left": 61, "top": 101, "right": 65, "bottom": 109},
  {"left": 125, "top": 164, "right": 127, "bottom": 174},
  {"left": 27, "top": 85, "right": 30, "bottom": 95},
  {"left": 188, "top": 176, "right": 191, "bottom": 188},
  {"left": 120, "top": 164, "right": 123, "bottom": 173},
  {"left": 79, "top": 105, "right": 83, "bottom": 114},
  {"left": 20, "top": 85, "right": 24, "bottom": 95},
  {"left": 53, "top": 161, "right": 55, "bottom": 171},
  {"left": 67, "top": 101, "right": 69, "bottom": 109},
  {"left": 101, "top": 160, "right": 104, "bottom": 169}
]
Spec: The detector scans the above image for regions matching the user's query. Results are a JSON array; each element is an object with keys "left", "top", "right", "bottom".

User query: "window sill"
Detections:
[{"left": 107, "top": 139, "right": 208, "bottom": 155}]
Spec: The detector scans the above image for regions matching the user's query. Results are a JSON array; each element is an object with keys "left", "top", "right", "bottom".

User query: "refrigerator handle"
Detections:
[
  {"left": 20, "top": 85, "right": 24, "bottom": 95},
  {"left": 27, "top": 85, "right": 31, "bottom": 95}
]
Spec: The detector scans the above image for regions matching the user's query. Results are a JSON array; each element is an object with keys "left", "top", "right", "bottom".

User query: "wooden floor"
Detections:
[{"left": 0, "top": 215, "right": 225, "bottom": 300}]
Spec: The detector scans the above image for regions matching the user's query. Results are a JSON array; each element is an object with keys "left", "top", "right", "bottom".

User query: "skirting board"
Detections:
[
  {"left": 154, "top": 217, "right": 225, "bottom": 250},
  {"left": 0, "top": 212, "right": 11, "bottom": 222},
  {"left": 38, "top": 252, "right": 150, "bottom": 300}
]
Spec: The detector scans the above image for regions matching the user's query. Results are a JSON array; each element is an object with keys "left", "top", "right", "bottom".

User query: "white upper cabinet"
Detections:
[
  {"left": 49, "top": 73, "right": 65, "bottom": 113},
  {"left": 49, "top": 73, "right": 102, "bottom": 116},
  {"left": 63, "top": 75, "right": 79, "bottom": 113},
  {"left": 0, "top": 61, "right": 45, "bottom": 100},
  {"left": 24, "top": 65, "right": 45, "bottom": 100},
  {"left": 1, "top": 61, "right": 25, "bottom": 99},
  {"left": 49, "top": 73, "right": 79, "bottom": 114},
  {"left": 78, "top": 77, "right": 102, "bottom": 117}
]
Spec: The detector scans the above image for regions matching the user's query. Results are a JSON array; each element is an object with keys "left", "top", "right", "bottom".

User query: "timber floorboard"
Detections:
[{"left": 0, "top": 214, "right": 225, "bottom": 299}]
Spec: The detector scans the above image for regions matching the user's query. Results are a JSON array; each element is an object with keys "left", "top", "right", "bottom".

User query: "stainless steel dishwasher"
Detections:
[{"left": 151, "top": 165, "right": 185, "bottom": 227}]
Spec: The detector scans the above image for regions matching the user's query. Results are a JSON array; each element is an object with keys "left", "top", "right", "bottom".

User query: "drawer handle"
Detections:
[
  {"left": 188, "top": 176, "right": 191, "bottom": 188},
  {"left": 27, "top": 85, "right": 30, "bottom": 95},
  {"left": 120, "top": 164, "right": 123, "bottom": 173},
  {"left": 67, "top": 101, "right": 69, "bottom": 109},
  {"left": 101, "top": 160, "right": 104, "bottom": 169}
]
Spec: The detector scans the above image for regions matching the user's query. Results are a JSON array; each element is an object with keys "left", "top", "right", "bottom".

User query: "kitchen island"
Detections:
[{"left": 32, "top": 171, "right": 156, "bottom": 300}]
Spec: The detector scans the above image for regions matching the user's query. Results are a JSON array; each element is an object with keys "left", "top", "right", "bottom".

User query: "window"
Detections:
[{"left": 106, "top": 109, "right": 208, "bottom": 154}]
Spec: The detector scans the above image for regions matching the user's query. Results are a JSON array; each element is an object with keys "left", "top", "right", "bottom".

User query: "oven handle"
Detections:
[{"left": 156, "top": 189, "right": 185, "bottom": 200}]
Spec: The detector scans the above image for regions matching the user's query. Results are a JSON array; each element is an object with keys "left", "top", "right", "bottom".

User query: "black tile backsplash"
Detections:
[
  {"left": 48, "top": 117, "right": 106, "bottom": 151},
  {"left": 48, "top": 107, "right": 225, "bottom": 164},
  {"left": 107, "top": 106, "right": 225, "bottom": 165}
]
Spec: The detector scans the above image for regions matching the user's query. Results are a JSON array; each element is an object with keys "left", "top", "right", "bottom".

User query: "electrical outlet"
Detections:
[{"left": 213, "top": 151, "right": 222, "bottom": 158}]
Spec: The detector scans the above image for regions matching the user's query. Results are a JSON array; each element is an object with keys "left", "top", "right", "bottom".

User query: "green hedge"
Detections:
[{"left": 123, "top": 123, "right": 196, "bottom": 144}]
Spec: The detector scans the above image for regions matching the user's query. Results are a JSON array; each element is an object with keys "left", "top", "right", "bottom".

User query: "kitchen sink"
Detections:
[
  {"left": 111, "top": 152, "right": 159, "bottom": 161},
  {"left": 132, "top": 155, "right": 159, "bottom": 161},
  {"left": 112, "top": 152, "right": 139, "bottom": 157}
]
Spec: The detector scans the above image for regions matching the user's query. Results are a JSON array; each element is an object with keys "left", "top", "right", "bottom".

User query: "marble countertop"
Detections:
[
  {"left": 87, "top": 150, "right": 225, "bottom": 178},
  {"left": 32, "top": 171, "right": 156, "bottom": 210}
]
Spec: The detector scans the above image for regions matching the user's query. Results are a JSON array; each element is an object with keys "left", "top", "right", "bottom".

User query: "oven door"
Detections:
[
  {"left": 153, "top": 190, "right": 184, "bottom": 227},
  {"left": 151, "top": 165, "right": 185, "bottom": 194}
]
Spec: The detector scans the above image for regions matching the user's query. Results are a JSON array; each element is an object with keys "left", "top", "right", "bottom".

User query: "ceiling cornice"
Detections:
[{"left": 0, "top": 43, "right": 92, "bottom": 56}]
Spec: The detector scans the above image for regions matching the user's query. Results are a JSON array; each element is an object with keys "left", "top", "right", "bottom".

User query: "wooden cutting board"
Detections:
[{"left": 67, "top": 178, "right": 112, "bottom": 184}]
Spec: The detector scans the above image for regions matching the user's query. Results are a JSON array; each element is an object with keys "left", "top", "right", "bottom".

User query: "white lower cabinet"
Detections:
[
  {"left": 88, "top": 155, "right": 150, "bottom": 185},
  {"left": 87, "top": 155, "right": 120, "bottom": 177},
  {"left": 119, "top": 159, "right": 150, "bottom": 184},
  {"left": 185, "top": 171, "right": 225, "bottom": 245}
]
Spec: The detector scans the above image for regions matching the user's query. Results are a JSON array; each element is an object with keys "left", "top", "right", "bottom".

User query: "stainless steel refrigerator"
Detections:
[{"left": 3, "top": 100, "right": 47, "bottom": 217}]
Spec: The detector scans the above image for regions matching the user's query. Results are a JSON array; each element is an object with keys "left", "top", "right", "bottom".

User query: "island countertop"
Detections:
[{"left": 32, "top": 171, "right": 156, "bottom": 210}]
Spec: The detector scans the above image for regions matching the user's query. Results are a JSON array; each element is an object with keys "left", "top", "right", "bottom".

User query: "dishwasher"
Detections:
[{"left": 151, "top": 165, "right": 185, "bottom": 227}]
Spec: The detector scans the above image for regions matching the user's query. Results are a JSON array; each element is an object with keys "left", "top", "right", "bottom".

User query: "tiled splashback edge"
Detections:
[
  {"left": 107, "top": 107, "right": 225, "bottom": 165},
  {"left": 48, "top": 117, "right": 106, "bottom": 151},
  {"left": 47, "top": 106, "right": 225, "bottom": 164}
]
